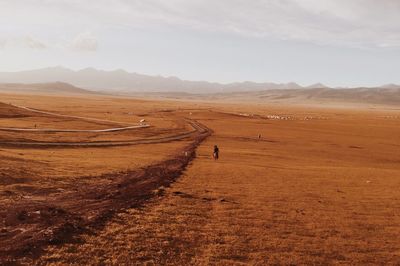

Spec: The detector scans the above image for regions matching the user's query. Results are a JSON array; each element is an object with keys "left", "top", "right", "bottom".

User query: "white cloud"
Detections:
[
  {"left": 0, "top": 39, "right": 6, "bottom": 49},
  {"left": 124, "top": 0, "right": 400, "bottom": 49},
  {"left": 23, "top": 36, "right": 47, "bottom": 49},
  {"left": 0, "top": 36, "right": 46, "bottom": 50},
  {"left": 69, "top": 32, "right": 98, "bottom": 52},
  {"left": 1, "top": 0, "right": 400, "bottom": 49}
]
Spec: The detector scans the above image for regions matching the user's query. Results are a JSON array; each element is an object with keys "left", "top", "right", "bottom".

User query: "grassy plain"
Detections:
[{"left": 1, "top": 93, "right": 399, "bottom": 264}]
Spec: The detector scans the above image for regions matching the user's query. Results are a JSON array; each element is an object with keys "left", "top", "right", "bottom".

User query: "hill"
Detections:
[
  {"left": 0, "top": 67, "right": 305, "bottom": 93},
  {"left": 197, "top": 87, "right": 400, "bottom": 105},
  {"left": 0, "top": 102, "right": 36, "bottom": 118},
  {"left": 0, "top": 82, "right": 95, "bottom": 95}
]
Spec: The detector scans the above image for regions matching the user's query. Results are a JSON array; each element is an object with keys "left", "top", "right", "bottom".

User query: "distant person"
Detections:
[
  {"left": 258, "top": 134, "right": 261, "bottom": 140},
  {"left": 213, "top": 145, "right": 219, "bottom": 160}
]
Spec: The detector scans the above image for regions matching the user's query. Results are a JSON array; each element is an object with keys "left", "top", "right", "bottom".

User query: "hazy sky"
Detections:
[{"left": 1, "top": 0, "right": 400, "bottom": 87}]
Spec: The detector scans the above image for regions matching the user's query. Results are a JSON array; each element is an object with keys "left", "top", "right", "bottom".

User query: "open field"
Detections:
[{"left": 1, "top": 93, "right": 400, "bottom": 264}]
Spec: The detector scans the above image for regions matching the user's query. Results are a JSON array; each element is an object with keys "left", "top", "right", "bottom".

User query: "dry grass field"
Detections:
[{"left": 1, "top": 93, "right": 400, "bottom": 265}]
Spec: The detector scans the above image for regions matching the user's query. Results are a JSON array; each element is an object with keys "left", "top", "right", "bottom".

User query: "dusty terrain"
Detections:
[{"left": 1, "top": 93, "right": 400, "bottom": 265}]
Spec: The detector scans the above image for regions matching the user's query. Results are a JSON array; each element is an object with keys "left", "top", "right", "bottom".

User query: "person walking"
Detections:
[{"left": 213, "top": 145, "right": 219, "bottom": 160}]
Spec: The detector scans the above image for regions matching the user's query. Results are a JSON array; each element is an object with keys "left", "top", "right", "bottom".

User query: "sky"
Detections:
[{"left": 0, "top": 0, "right": 400, "bottom": 87}]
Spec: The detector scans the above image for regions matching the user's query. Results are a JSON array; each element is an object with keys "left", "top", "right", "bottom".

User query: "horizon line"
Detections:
[{"left": 0, "top": 65, "right": 399, "bottom": 89}]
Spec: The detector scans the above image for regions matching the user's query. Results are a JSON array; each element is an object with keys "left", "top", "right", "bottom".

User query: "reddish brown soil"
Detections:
[
  {"left": 0, "top": 109, "right": 210, "bottom": 263},
  {"left": 1, "top": 93, "right": 400, "bottom": 265},
  {"left": 0, "top": 95, "right": 211, "bottom": 264}
]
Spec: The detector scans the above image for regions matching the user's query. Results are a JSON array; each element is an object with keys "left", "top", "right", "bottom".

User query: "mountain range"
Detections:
[
  {"left": 0, "top": 67, "right": 312, "bottom": 93},
  {"left": 3, "top": 66, "right": 397, "bottom": 94},
  {"left": 0, "top": 67, "right": 399, "bottom": 105},
  {"left": 0, "top": 82, "right": 93, "bottom": 94}
]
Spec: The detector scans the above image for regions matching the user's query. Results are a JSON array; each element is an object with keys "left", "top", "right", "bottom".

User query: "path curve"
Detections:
[
  {"left": 0, "top": 104, "right": 209, "bottom": 147},
  {"left": 14, "top": 105, "right": 137, "bottom": 126},
  {"left": 0, "top": 125, "right": 150, "bottom": 133},
  {"left": 0, "top": 104, "right": 150, "bottom": 133},
  {"left": 0, "top": 120, "right": 209, "bottom": 147}
]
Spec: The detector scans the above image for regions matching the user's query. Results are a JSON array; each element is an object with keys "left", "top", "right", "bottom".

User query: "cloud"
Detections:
[
  {"left": 69, "top": 32, "right": 98, "bottom": 52},
  {"left": 22, "top": 36, "right": 47, "bottom": 49},
  {"left": 129, "top": 0, "right": 400, "bottom": 49},
  {"left": 0, "top": 36, "right": 46, "bottom": 50},
  {"left": 0, "top": 39, "right": 6, "bottom": 49},
  {"left": 124, "top": 0, "right": 400, "bottom": 49},
  {"left": 1, "top": 1, "right": 400, "bottom": 49}
]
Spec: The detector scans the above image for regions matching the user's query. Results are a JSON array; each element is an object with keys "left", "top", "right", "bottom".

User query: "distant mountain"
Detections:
[
  {"left": 307, "top": 83, "right": 329, "bottom": 89},
  {"left": 0, "top": 82, "right": 94, "bottom": 94},
  {"left": 200, "top": 87, "right": 400, "bottom": 105},
  {"left": 0, "top": 67, "right": 309, "bottom": 94},
  {"left": 0, "top": 72, "right": 399, "bottom": 105},
  {"left": 380, "top": 84, "right": 400, "bottom": 89},
  {"left": 0, "top": 68, "right": 399, "bottom": 104}
]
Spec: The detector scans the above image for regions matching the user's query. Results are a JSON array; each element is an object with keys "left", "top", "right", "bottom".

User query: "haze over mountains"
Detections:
[
  {"left": 205, "top": 87, "right": 400, "bottom": 106},
  {"left": 2, "top": 66, "right": 399, "bottom": 94},
  {"left": 0, "top": 82, "right": 93, "bottom": 95},
  {"left": 0, "top": 67, "right": 399, "bottom": 105},
  {"left": 0, "top": 67, "right": 312, "bottom": 93}
]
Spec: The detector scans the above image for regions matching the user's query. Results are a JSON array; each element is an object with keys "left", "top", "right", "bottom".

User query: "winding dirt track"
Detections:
[
  {"left": 0, "top": 124, "right": 150, "bottom": 133},
  {"left": 0, "top": 105, "right": 208, "bottom": 147},
  {"left": 0, "top": 103, "right": 211, "bottom": 263},
  {"left": 0, "top": 120, "right": 207, "bottom": 147},
  {"left": 11, "top": 105, "right": 136, "bottom": 126},
  {"left": 0, "top": 114, "right": 212, "bottom": 264},
  {"left": 0, "top": 104, "right": 149, "bottom": 133}
]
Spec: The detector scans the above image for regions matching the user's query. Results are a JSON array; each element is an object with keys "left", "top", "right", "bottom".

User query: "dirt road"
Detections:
[
  {"left": 0, "top": 103, "right": 207, "bottom": 147},
  {"left": 0, "top": 100, "right": 217, "bottom": 264},
  {"left": 0, "top": 124, "right": 150, "bottom": 133},
  {"left": 11, "top": 104, "right": 137, "bottom": 126},
  {"left": 0, "top": 104, "right": 149, "bottom": 133},
  {"left": 0, "top": 120, "right": 207, "bottom": 147},
  {"left": 0, "top": 120, "right": 211, "bottom": 264}
]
